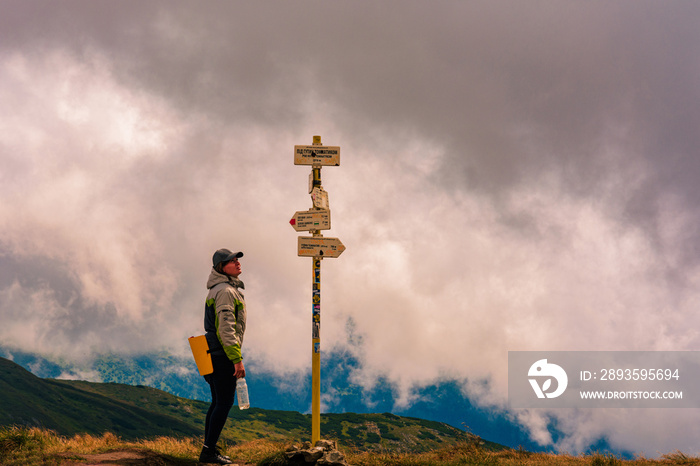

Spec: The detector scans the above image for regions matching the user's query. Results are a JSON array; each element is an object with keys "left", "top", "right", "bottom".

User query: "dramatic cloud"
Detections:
[{"left": 1, "top": 0, "right": 699, "bottom": 456}]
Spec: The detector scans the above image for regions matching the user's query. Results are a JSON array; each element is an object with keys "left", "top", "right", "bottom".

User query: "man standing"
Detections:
[{"left": 199, "top": 248, "right": 247, "bottom": 465}]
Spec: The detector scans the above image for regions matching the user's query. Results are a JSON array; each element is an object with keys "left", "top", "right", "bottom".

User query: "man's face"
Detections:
[{"left": 222, "top": 258, "right": 242, "bottom": 277}]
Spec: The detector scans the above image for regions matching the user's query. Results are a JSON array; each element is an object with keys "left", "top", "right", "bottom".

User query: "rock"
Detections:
[
  {"left": 317, "top": 450, "right": 347, "bottom": 466},
  {"left": 315, "top": 439, "right": 337, "bottom": 450},
  {"left": 285, "top": 445, "right": 324, "bottom": 463},
  {"left": 302, "top": 447, "right": 325, "bottom": 462},
  {"left": 284, "top": 439, "right": 349, "bottom": 466},
  {"left": 284, "top": 445, "right": 300, "bottom": 459}
]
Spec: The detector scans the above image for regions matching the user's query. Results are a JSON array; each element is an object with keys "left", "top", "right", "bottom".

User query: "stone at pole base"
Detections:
[{"left": 284, "top": 440, "right": 349, "bottom": 466}]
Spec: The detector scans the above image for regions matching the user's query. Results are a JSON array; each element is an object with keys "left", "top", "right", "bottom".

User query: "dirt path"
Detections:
[{"left": 56, "top": 448, "right": 255, "bottom": 465}]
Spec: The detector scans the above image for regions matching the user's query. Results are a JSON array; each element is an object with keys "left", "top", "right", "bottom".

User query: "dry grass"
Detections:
[
  {"left": 0, "top": 426, "right": 195, "bottom": 465},
  {"left": 345, "top": 446, "right": 700, "bottom": 465},
  {"left": 2, "top": 426, "right": 700, "bottom": 465},
  {"left": 58, "top": 431, "right": 123, "bottom": 454}
]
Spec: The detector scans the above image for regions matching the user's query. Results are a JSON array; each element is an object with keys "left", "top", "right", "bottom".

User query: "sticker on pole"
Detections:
[
  {"left": 290, "top": 210, "right": 331, "bottom": 231},
  {"left": 294, "top": 145, "right": 340, "bottom": 166},
  {"left": 298, "top": 236, "right": 345, "bottom": 258}
]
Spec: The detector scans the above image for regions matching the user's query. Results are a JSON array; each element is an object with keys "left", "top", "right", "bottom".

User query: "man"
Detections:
[{"left": 199, "top": 248, "right": 247, "bottom": 465}]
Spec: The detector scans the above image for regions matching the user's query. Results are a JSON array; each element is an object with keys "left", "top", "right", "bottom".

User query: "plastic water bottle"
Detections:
[{"left": 236, "top": 377, "right": 250, "bottom": 409}]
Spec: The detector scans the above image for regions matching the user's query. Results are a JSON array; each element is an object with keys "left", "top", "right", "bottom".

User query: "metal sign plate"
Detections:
[
  {"left": 290, "top": 209, "right": 331, "bottom": 231},
  {"left": 294, "top": 145, "right": 340, "bottom": 166},
  {"left": 311, "top": 187, "right": 329, "bottom": 210},
  {"left": 297, "top": 236, "right": 345, "bottom": 258}
]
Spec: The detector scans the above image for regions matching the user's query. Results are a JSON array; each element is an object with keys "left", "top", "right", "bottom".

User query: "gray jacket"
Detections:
[{"left": 204, "top": 269, "right": 247, "bottom": 364}]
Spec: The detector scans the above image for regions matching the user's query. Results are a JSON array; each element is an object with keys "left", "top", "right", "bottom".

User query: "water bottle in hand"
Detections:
[{"left": 236, "top": 377, "right": 250, "bottom": 409}]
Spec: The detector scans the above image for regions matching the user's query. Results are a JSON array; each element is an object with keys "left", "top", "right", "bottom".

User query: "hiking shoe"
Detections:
[
  {"left": 199, "top": 445, "right": 233, "bottom": 464},
  {"left": 214, "top": 445, "right": 231, "bottom": 461}
]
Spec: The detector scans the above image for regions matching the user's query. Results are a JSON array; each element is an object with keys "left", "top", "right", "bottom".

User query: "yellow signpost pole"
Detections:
[
  {"left": 311, "top": 255, "right": 321, "bottom": 444},
  {"left": 291, "top": 135, "right": 343, "bottom": 445},
  {"left": 310, "top": 137, "right": 322, "bottom": 444}
]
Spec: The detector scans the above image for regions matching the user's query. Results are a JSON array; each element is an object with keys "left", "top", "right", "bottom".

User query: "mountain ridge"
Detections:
[
  {"left": 0, "top": 346, "right": 540, "bottom": 451},
  {"left": 0, "top": 357, "right": 196, "bottom": 439},
  {"left": 0, "top": 356, "right": 505, "bottom": 452}
]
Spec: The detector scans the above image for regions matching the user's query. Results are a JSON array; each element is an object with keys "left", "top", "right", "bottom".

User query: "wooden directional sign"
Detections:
[
  {"left": 298, "top": 236, "right": 345, "bottom": 258},
  {"left": 290, "top": 209, "right": 331, "bottom": 231},
  {"left": 294, "top": 145, "right": 340, "bottom": 166}
]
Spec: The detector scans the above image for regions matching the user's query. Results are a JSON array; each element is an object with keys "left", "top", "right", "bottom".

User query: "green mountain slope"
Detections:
[
  {"left": 0, "top": 357, "right": 197, "bottom": 439},
  {"left": 0, "top": 357, "right": 504, "bottom": 452}
]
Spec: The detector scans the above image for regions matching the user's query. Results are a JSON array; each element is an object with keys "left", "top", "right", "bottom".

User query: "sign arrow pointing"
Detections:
[
  {"left": 290, "top": 209, "right": 331, "bottom": 232},
  {"left": 297, "top": 236, "right": 345, "bottom": 258}
]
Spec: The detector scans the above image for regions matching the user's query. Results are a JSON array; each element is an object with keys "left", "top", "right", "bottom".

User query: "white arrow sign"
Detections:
[
  {"left": 298, "top": 236, "right": 345, "bottom": 258},
  {"left": 290, "top": 210, "right": 331, "bottom": 231},
  {"left": 294, "top": 145, "right": 340, "bottom": 166}
]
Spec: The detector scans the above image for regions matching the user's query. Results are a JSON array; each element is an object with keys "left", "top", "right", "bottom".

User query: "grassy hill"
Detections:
[
  {"left": 0, "top": 356, "right": 501, "bottom": 452},
  {"left": 0, "top": 357, "right": 197, "bottom": 439}
]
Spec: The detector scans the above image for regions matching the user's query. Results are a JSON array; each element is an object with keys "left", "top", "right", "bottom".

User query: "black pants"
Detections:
[{"left": 204, "top": 354, "right": 236, "bottom": 448}]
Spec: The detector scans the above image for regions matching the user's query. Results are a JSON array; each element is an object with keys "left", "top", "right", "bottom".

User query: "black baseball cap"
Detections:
[{"left": 212, "top": 248, "right": 243, "bottom": 268}]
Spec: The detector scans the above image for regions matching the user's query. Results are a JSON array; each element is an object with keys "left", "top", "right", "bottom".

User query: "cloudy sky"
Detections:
[{"left": 2, "top": 0, "right": 700, "bottom": 456}]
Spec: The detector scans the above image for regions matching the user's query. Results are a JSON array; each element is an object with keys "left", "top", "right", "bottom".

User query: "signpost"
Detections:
[
  {"left": 294, "top": 144, "right": 340, "bottom": 166},
  {"left": 310, "top": 187, "right": 329, "bottom": 210},
  {"left": 291, "top": 135, "right": 343, "bottom": 445},
  {"left": 297, "top": 236, "right": 345, "bottom": 258},
  {"left": 289, "top": 209, "right": 331, "bottom": 232}
]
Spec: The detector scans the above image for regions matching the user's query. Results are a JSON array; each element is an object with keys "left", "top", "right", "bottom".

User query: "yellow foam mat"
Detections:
[{"left": 188, "top": 335, "right": 214, "bottom": 376}]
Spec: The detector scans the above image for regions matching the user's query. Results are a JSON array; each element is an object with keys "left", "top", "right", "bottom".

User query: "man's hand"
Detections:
[{"left": 234, "top": 361, "right": 246, "bottom": 379}]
